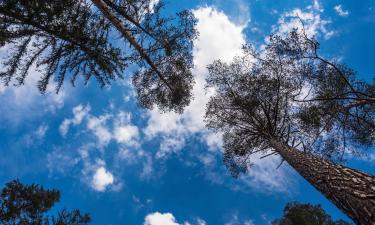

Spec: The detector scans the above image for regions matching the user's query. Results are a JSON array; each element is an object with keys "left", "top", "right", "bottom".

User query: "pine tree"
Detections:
[
  {"left": 0, "top": 180, "right": 90, "bottom": 225},
  {"left": 91, "top": 0, "right": 197, "bottom": 112},
  {"left": 0, "top": 0, "right": 197, "bottom": 112},
  {"left": 205, "top": 30, "right": 375, "bottom": 224}
]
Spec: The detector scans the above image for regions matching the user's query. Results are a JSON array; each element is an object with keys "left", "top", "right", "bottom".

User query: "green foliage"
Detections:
[
  {"left": 0, "top": 0, "right": 197, "bottom": 112},
  {"left": 0, "top": 180, "right": 90, "bottom": 225},
  {"left": 272, "top": 202, "right": 350, "bottom": 225},
  {"left": 0, "top": 0, "right": 125, "bottom": 93}
]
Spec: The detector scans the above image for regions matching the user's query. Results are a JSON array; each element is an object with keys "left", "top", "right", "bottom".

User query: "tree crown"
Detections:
[
  {"left": 205, "top": 29, "right": 375, "bottom": 177},
  {"left": 0, "top": 180, "right": 90, "bottom": 225},
  {"left": 272, "top": 202, "right": 350, "bottom": 225}
]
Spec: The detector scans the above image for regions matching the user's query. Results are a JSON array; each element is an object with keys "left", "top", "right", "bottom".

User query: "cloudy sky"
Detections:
[{"left": 1, "top": 0, "right": 375, "bottom": 224}]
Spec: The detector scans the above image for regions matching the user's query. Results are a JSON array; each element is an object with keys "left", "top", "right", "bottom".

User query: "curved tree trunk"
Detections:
[{"left": 269, "top": 138, "right": 375, "bottom": 225}]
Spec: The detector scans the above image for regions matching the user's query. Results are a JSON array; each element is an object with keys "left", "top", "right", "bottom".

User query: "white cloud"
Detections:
[
  {"left": 196, "top": 218, "right": 206, "bottom": 225},
  {"left": 114, "top": 125, "right": 139, "bottom": 144},
  {"left": 193, "top": 7, "right": 246, "bottom": 73},
  {"left": 113, "top": 111, "right": 140, "bottom": 146},
  {"left": 59, "top": 120, "right": 71, "bottom": 137},
  {"left": 237, "top": 154, "right": 296, "bottom": 194},
  {"left": 86, "top": 114, "right": 112, "bottom": 146},
  {"left": 224, "top": 214, "right": 254, "bottom": 225},
  {"left": 46, "top": 147, "right": 80, "bottom": 176},
  {"left": 91, "top": 166, "right": 114, "bottom": 192},
  {"left": 149, "top": 0, "right": 159, "bottom": 11},
  {"left": 47, "top": 144, "right": 120, "bottom": 191},
  {"left": 157, "top": 138, "right": 186, "bottom": 159},
  {"left": 274, "top": 0, "right": 334, "bottom": 39},
  {"left": 0, "top": 64, "right": 65, "bottom": 125},
  {"left": 198, "top": 151, "right": 296, "bottom": 195},
  {"left": 144, "top": 212, "right": 205, "bottom": 225},
  {"left": 232, "top": 0, "right": 251, "bottom": 26},
  {"left": 144, "top": 212, "right": 179, "bottom": 225},
  {"left": 83, "top": 109, "right": 139, "bottom": 147},
  {"left": 54, "top": 106, "right": 149, "bottom": 185},
  {"left": 334, "top": 5, "right": 349, "bottom": 17},
  {"left": 118, "top": 146, "right": 154, "bottom": 178},
  {"left": 34, "top": 124, "right": 48, "bottom": 139},
  {"left": 203, "top": 132, "right": 223, "bottom": 151},
  {"left": 59, "top": 104, "right": 91, "bottom": 137}
]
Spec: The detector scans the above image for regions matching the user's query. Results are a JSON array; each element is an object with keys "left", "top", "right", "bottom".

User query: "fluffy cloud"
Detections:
[
  {"left": 144, "top": 212, "right": 206, "bottom": 225},
  {"left": 59, "top": 104, "right": 91, "bottom": 137},
  {"left": 54, "top": 105, "right": 144, "bottom": 188},
  {"left": 113, "top": 111, "right": 140, "bottom": 146},
  {"left": 114, "top": 125, "right": 139, "bottom": 144},
  {"left": 48, "top": 144, "right": 120, "bottom": 192},
  {"left": 144, "top": 212, "right": 179, "bottom": 225},
  {"left": 86, "top": 114, "right": 112, "bottom": 146},
  {"left": 334, "top": 5, "right": 349, "bottom": 17},
  {"left": 91, "top": 166, "right": 114, "bottom": 192},
  {"left": 59, "top": 105, "right": 140, "bottom": 148},
  {"left": 274, "top": 0, "right": 334, "bottom": 39},
  {"left": 156, "top": 138, "right": 186, "bottom": 159}
]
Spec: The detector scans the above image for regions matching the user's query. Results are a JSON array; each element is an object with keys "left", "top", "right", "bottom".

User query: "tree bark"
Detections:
[{"left": 269, "top": 138, "right": 375, "bottom": 225}]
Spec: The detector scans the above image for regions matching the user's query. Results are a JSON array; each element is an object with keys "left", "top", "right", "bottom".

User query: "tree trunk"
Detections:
[
  {"left": 269, "top": 138, "right": 375, "bottom": 225},
  {"left": 90, "top": 0, "right": 173, "bottom": 90}
]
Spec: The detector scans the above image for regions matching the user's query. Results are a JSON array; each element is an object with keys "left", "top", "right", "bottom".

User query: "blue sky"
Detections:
[{"left": 1, "top": 0, "right": 375, "bottom": 224}]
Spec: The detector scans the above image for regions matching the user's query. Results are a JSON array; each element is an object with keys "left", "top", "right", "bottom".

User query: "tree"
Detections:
[
  {"left": 0, "top": 180, "right": 90, "bottom": 225},
  {"left": 205, "top": 29, "right": 375, "bottom": 224},
  {"left": 272, "top": 202, "right": 350, "bottom": 225},
  {"left": 0, "top": 0, "right": 197, "bottom": 112},
  {"left": 91, "top": 0, "right": 197, "bottom": 112}
]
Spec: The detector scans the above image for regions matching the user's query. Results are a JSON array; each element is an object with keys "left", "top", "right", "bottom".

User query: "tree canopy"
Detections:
[
  {"left": 0, "top": 0, "right": 125, "bottom": 93},
  {"left": 0, "top": 180, "right": 90, "bottom": 225},
  {"left": 0, "top": 0, "right": 197, "bottom": 112},
  {"left": 272, "top": 202, "right": 350, "bottom": 225},
  {"left": 205, "top": 29, "right": 375, "bottom": 177}
]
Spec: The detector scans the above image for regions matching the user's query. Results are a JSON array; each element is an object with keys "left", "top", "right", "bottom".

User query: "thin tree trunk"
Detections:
[
  {"left": 269, "top": 137, "right": 375, "bottom": 225},
  {"left": 90, "top": 0, "right": 173, "bottom": 90}
]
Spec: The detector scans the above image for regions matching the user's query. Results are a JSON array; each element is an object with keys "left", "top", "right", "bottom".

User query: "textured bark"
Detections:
[{"left": 269, "top": 138, "right": 375, "bottom": 225}]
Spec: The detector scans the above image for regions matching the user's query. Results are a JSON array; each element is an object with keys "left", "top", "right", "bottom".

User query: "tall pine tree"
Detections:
[{"left": 205, "top": 29, "right": 375, "bottom": 224}]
